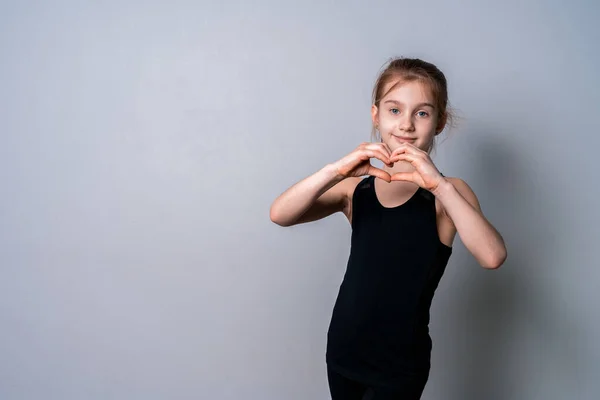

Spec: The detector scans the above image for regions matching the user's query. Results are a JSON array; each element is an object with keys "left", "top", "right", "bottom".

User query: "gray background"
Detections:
[{"left": 1, "top": 0, "right": 598, "bottom": 399}]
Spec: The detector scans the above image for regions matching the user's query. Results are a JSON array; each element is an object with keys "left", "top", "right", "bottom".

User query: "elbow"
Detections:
[
  {"left": 269, "top": 205, "right": 291, "bottom": 227},
  {"left": 481, "top": 248, "right": 507, "bottom": 270}
]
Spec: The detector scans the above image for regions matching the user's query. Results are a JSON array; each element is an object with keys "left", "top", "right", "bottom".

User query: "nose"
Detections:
[{"left": 398, "top": 114, "right": 415, "bottom": 132}]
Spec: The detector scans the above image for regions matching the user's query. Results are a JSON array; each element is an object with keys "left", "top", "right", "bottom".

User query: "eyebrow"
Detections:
[{"left": 383, "top": 100, "right": 435, "bottom": 109}]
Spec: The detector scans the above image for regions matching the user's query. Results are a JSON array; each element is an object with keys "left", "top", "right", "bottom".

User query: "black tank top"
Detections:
[{"left": 326, "top": 175, "right": 453, "bottom": 387}]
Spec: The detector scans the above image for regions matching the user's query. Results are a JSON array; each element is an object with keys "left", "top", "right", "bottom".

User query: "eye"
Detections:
[
  {"left": 390, "top": 108, "right": 400, "bottom": 115},
  {"left": 417, "top": 111, "right": 429, "bottom": 117}
]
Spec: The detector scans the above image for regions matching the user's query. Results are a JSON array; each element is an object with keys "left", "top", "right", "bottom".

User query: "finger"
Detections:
[
  {"left": 378, "top": 142, "right": 394, "bottom": 157},
  {"left": 371, "top": 146, "right": 392, "bottom": 161},
  {"left": 390, "top": 152, "right": 418, "bottom": 164},
  {"left": 374, "top": 145, "right": 395, "bottom": 166},
  {"left": 390, "top": 172, "right": 415, "bottom": 182},
  {"left": 374, "top": 148, "right": 395, "bottom": 167},
  {"left": 380, "top": 143, "right": 396, "bottom": 166},
  {"left": 391, "top": 142, "right": 426, "bottom": 157},
  {"left": 390, "top": 143, "right": 408, "bottom": 158},
  {"left": 391, "top": 144, "right": 416, "bottom": 157},
  {"left": 367, "top": 166, "right": 391, "bottom": 182},
  {"left": 363, "top": 149, "right": 392, "bottom": 166},
  {"left": 366, "top": 143, "right": 392, "bottom": 158}
]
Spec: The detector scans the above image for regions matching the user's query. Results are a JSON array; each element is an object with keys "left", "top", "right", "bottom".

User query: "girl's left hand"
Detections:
[{"left": 389, "top": 143, "right": 445, "bottom": 192}]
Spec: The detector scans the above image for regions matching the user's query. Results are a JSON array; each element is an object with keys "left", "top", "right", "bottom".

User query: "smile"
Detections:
[{"left": 392, "top": 135, "right": 416, "bottom": 142}]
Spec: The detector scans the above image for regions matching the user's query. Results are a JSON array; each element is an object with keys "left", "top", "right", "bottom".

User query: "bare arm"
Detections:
[
  {"left": 434, "top": 178, "right": 507, "bottom": 269},
  {"left": 388, "top": 143, "right": 507, "bottom": 269},
  {"left": 269, "top": 164, "right": 350, "bottom": 227},
  {"left": 270, "top": 142, "right": 393, "bottom": 227}
]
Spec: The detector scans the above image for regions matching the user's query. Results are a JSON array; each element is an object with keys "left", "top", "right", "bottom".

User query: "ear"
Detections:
[
  {"left": 435, "top": 112, "right": 447, "bottom": 135},
  {"left": 371, "top": 104, "right": 379, "bottom": 127}
]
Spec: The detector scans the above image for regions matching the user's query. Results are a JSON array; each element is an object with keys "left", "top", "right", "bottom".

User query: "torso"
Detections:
[
  {"left": 326, "top": 175, "right": 454, "bottom": 387},
  {"left": 341, "top": 176, "right": 457, "bottom": 248}
]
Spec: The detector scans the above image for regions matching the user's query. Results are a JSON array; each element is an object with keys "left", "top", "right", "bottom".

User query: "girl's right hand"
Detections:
[{"left": 332, "top": 142, "right": 394, "bottom": 182}]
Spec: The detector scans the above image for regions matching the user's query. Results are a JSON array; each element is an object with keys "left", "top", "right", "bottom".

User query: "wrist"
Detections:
[
  {"left": 323, "top": 163, "right": 346, "bottom": 183},
  {"left": 431, "top": 178, "right": 455, "bottom": 199}
]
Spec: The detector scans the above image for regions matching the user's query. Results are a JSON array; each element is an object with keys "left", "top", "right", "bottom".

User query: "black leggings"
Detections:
[{"left": 327, "top": 366, "right": 428, "bottom": 400}]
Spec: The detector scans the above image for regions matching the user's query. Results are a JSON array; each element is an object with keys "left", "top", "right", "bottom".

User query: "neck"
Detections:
[{"left": 384, "top": 160, "right": 415, "bottom": 174}]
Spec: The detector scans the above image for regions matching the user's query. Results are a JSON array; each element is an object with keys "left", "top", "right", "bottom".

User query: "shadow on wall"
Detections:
[{"left": 434, "top": 133, "right": 585, "bottom": 400}]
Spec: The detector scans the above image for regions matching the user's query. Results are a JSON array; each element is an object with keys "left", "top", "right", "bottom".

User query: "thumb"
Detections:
[
  {"left": 390, "top": 172, "right": 415, "bottom": 182},
  {"left": 367, "top": 166, "right": 391, "bottom": 183}
]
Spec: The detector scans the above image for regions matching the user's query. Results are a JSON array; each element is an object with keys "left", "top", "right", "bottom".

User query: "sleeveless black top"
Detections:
[{"left": 326, "top": 175, "right": 453, "bottom": 388}]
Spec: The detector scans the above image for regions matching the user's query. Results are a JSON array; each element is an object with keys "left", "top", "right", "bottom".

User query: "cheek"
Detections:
[
  {"left": 416, "top": 118, "right": 437, "bottom": 132},
  {"left": 378, "top": 118, "right": 396, "bottom": 132}
]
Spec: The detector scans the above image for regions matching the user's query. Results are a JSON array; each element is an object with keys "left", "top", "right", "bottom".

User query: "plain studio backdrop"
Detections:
[{"left": 1, "top": 0, "right": 599, "bottom": 399}]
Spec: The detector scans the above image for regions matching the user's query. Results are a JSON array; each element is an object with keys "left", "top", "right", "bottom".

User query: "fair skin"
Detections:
[{"left": 270, "top": 79, "right": 507, "bottom": 269}]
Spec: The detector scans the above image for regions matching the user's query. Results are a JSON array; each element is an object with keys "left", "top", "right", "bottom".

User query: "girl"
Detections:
[{"left": 270, "top": 57, "right": 507, "bottom": 399}]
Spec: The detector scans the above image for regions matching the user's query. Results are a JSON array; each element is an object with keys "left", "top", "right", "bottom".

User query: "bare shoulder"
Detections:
[
  {"left": 435, "top": 176, "right": 482, "bottom": 219},
  {"left": 445, "top": 177, "right": 482, "bottom": 210},
  {"left": 434, "top": 176, "right": 483, "bottom": 247}
]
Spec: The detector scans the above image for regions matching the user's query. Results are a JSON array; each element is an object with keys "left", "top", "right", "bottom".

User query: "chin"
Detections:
[{"left": 386, "top": 138, "right": 419, "bottom": 149}]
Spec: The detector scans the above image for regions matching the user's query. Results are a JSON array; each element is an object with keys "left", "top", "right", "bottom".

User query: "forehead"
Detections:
[{"left": 381, "top": 79, "right": 435, "bottom": 103}]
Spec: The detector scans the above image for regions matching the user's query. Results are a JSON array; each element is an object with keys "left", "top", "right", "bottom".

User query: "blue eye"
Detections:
[
  {"left": 390, "top": 108, "right": 400, "bottom": 115},
  {"left": 417, "top": 111, "right": 429, "bottom": 117}
]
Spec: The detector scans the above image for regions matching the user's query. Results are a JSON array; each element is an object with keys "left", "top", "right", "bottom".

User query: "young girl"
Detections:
[{"left": 270, "top": 57, "right": 507, "bottom": 399}]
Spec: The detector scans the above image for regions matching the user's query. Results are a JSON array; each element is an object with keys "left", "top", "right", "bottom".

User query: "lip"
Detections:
[{"left": 392, "top": 135, "right": 416, "bottom": 142}]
